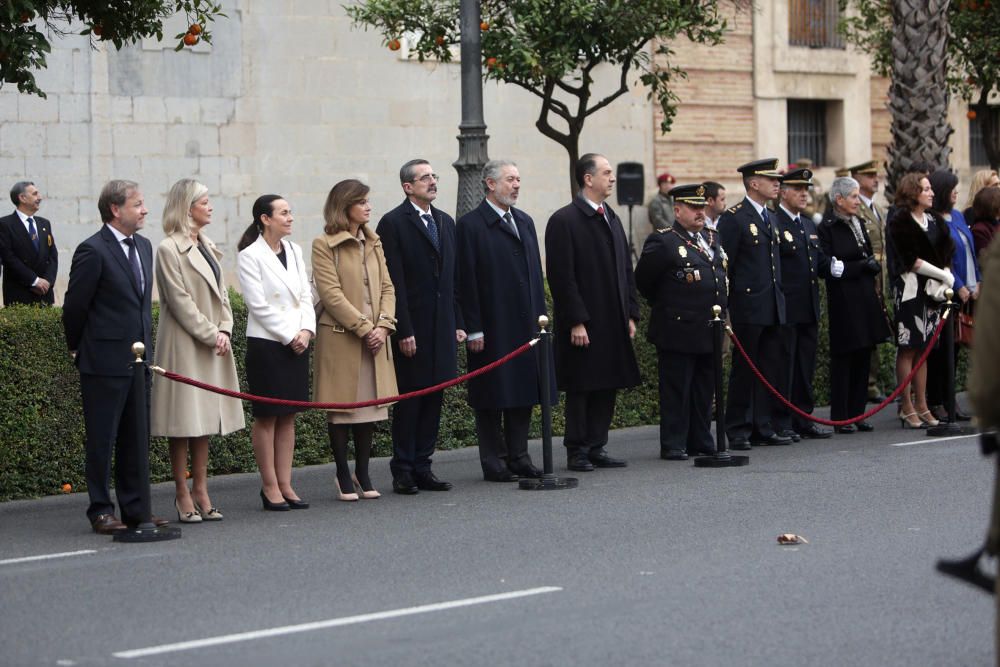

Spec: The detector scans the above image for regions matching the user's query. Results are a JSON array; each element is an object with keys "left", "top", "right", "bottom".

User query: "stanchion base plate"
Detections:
[
  {"left": 693, "top": 455, "right": 750, "bottom": 468},
  {"left": 113, "top": 524, "right": 182, "bottom": 543},
  {"left": 519, "top": 476, "right": 579, "bottom": 490},
  {"left": 926, "top": 423, "right": 977, "bottom": 438}
]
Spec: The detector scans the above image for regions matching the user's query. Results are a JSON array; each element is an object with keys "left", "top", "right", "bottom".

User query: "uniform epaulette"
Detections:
[
  {"left": 727, "top": 206, "right": 739, "bottom": 213},
  {"left": 657, "top": 228, "right": 668, "bottom": 234}
]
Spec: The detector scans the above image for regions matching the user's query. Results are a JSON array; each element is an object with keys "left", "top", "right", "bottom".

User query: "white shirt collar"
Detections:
[
  {"left": 745, "top": 197, "right": 766, "bottom": 219},
  {"left": 779, "top": 204, "right": 800, "bottom": 221},
  {"left": 15, "top": 209, "right": 34, "bottom": 226},
  {"left": 859, "top": 193, "right": 874, "bottom": 207},
  {"left": 581, "top": 195, "right": 604, "bottom": 212},
  {"left": 484, "top": 198, "right": 510, "bottom": 220},
  {"left": 410, "top": 200, "right": 432, "bottom": 217},
  {"left": 107, "top": 224, "right": 131, "bottom": 244}
]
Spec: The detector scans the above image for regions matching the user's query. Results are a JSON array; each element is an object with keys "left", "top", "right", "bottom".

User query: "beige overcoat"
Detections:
[
  {"left": 151, "top": 230, "right": 245, "bottom": 437},
  {"left": 312, "top": 226, "right": 397, "bottom": 411}
]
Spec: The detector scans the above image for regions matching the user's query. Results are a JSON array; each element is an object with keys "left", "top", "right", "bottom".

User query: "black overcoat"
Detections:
[
  {"left": 634, "top": 223, "right": 728, "bottom": 355},
  {"left": 376, "top": 200, "right": 463, "bottom": 391},
  {"left": 545, "top": 196, "right": 641, "bottom": 392},
  {"left": 775, "top": 206, "right": 828, "bottom": 325},
  {"left": 456, "top": 200, "right": 557, "bottom": 409},
  {"left": 817, "top": 208, "right": 892, "bottom": 354},
  {"left": 718, "top": 198, "right": 786, "bottom": 326},
  {"left": 0, "top": 211, "right": 58, "bottom": 305}
]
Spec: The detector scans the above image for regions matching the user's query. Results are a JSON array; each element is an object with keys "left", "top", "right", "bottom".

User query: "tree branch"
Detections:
[{"left": 584, "top": 58, "right": 632, "bottom": 118}]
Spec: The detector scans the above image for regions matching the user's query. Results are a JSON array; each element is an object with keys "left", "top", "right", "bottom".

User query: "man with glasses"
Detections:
[
  {"left": 376, "top": 159, "right": 466, "bottom": 495},
  {"left": 0, "top": 181, "right": 58, "bottom": 306}
]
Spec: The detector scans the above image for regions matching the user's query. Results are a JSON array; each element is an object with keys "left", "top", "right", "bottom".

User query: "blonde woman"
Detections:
[
  {"left": 963, "top": 169, "right": 1000, "bottom": 219},
  {"left": 312, "top": 179, "right": 397, "bottom": 501},
  {"left": 151, "top": 179, "right": 244, "bottom": 523}
]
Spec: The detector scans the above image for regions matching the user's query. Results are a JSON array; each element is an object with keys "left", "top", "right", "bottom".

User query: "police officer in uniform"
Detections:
[
  {"left": 773, "top": 168, "right": 835, "bottom": 440},
  {"left": 849, "top": 160, "right": 889, "bottom": 403},
  {"left": 635, "top": 184, "right": 728, "bottom": 460},
  {"left": 718, "top": 158, "right": 791, "bottom": 449}
]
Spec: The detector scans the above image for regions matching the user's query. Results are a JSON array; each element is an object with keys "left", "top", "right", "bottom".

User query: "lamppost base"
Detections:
[
  {"left": 926, "top": 422, "right": 977, "bottom": 438},
  {"left": 519, "top": 475, "right": 578, "bottom": 490},
  {"left": 693, "top": 454, "right": 750, "bottom": 468},
  {"left": 113, "top": 523, "right": 182, "bottom": 543}
]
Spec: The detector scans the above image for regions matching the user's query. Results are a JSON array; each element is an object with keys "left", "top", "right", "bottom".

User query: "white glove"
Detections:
[
  {"left": 914, "top": 260, "right": 955, "bottom": 288},
  {"left": 812, "top": 212, "right": 823, "bottom": 225},
  {"left": 830, "top": 256, "right": 844, "bottom": 278}
]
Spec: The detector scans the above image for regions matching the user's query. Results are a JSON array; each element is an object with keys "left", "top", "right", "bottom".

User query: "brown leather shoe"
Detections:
[
  {"left": 151, "top": 515, "right": 170, "bottom": 527},
  {"left": 91, "top": 514, "right": 126, "bottom": 535}
]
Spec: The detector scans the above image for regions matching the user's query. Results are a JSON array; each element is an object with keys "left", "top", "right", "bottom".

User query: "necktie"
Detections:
[
  {"left": 596, "top": 205, "right": 611, "bottom": 228},
  {"left": 421, "top": 213, "right": 440, "bottom": 251},
  {"left": 27, "top": 217, "right": 39, "bottom": 252},
  {"left": 696, "top": 232, "right": 714, "bottom": 259},
  {"left": 123, "top": 237, "right": 143, "bottom": 296},
  {"left": 870, "top": 202, "right": 881, "bottom": 223},
  {"left": 502, "top": 211, "right": 520, "bottom": 240}
]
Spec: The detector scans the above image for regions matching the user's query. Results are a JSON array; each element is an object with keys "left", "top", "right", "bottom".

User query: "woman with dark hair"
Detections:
[
  {"left": 926, "top": 169, "right": 979, "bottom": 421},
  {"left": 312, "top": 179, "right": 397, "bottom": 501},
  {"left": 970, "top": 185, "right": 1000, "bottom": 259},
  {"left": 237, "top": 195, "right": 315, "bottom": 511},
  {"left": 886, "top": 173, "right": 955, "bottom": 428},
  {"left": 818, "top": 177, "right": 892, "bottom": 433}
]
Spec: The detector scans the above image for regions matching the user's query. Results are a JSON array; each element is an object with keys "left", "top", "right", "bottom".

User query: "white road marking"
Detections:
[
  {"left": 0, "top": 549, "right": 97, "bottom": 566},
  {"left": 891, "top": 434, "right": 979, "bottom": 447},
  {"left": 114, "top": 586, "right": 563, "bottom": 659}
]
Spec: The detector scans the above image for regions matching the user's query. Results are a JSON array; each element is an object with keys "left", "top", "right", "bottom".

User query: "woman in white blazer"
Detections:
[{"left": 237, "top": 195, "right": 316, "bottom": 511}]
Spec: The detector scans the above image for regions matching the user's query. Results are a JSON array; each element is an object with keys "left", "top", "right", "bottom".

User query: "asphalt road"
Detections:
[{"left": 0, "top": 402, "right": 994, "bottom": 667}]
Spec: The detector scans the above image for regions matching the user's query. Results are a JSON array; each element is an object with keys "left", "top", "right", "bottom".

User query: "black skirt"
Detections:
[{"left": 245, "top": 336, "right": 310, "bottom": 417}]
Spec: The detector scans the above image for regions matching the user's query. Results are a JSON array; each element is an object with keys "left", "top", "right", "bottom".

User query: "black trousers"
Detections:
[
  {"left": 474, "top": 407, "right": 533, "bottom": 475},
  {"left": 774, "top": 322, "right": 819, "bottom": 432},
  {"left": 926, "top": 328, "right": 959, "bottom": 407},
  {"left": 829, "top": 348, "right": 872, "bottom": 421},
  {"left": 657, "top": 349, "right": 714, "bottom": 455},
  {"left": 390, "top": 391, "right": 443, "bottom": 479},
  {"left": 725, "top": 322, "right": 784, "bottom": 440},
  {"left": 80, "top": 372, "right": 151, "bottom": 524},
  {"left": 563, "top": 389, "right": 617, "bottom": 454}
]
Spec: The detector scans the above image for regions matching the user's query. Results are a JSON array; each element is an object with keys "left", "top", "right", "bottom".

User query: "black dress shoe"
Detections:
[
  {"left": 415, "top": 472, "right": 453, "bottom": 491},
  {"left": 567, "top": 452, "right": 595, "bottom": 472},
  {"left": 91, "top": 514, "right": 127, "bottom": 535},
  {"left": 483, "top": 470, "right": 519, "bottom": 482},
  {"left": 661, "top": 450, "right": 688, "bottom": 461},
  {"left": 750, "top": 433, "right": 793, "bottom": 446},
  {"left": 778, "top": 429, "right": 801, "bottom": 443},
  {"left": 796, "top": 424, "right": 833, "bottom": 439},
  {"left": 955, "top": 409, "right": 972, "bottom": 422},
  {"left": 282, "top": 496, "right": 310, "bottom": 509},
  {"left": 835, "top": 424, "right": 857, "bottom": 434},
  {"left": 588, "top": 450, "right": 627, "bottom": 468},
  {"left": 688, "top": 448, "right": 717, "bottom": 457},
  {"left": 856, "top": 421, "right": 874, "bottom": 432},
  {"left": 509, "top": 463, "right": 543, "bottom": 479},
  {"left": 392, "top": 475, "right": 420, "bottom": 495},
  {"left": 729, "top": 437, "right": 751, "bottom": 451},
  {"left": 260, "top": 489, "right": 291, "bottom": 511}
]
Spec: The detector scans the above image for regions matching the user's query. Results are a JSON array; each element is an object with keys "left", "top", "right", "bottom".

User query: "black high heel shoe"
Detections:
[
  {"left": 260, "top": 489, "right": 290, "bottom": 511},
  {"left": 282, "top": 495, "right": 310, "bottom": 510}
]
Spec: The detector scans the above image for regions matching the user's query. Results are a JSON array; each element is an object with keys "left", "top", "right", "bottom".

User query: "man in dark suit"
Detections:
[
  {"left": 635, "top": 184, "right": 728, "bottom": 460},
  {"left": 0, "top": 181, "right": 58, "bottom": 306},
  {"left": 63, "top": 180, "right": 165, "bottom": 534},
  {"left": 376, "top": 159, "right": 466, "bottom": 495},
  {"left": 545, "top": 153, "right": 641, "bottom": 472},
  {"left": 772, "top": 168, "right": 834, "bottom": 440},
  {"left": 718, "top": 158, "right": 792, "bottom": 449},
  {"left": 457, "top": 159, "right": 556, "bottom": 482}
]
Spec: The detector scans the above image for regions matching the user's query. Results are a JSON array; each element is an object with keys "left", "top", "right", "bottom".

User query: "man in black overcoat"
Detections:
[
  {"left": 457, "top": 160, "right": 557, "bottom": 482},
  {"left": 62, "top": 180, "right": 165, "bottom": 534},
  {"left": 772, "top": 168, "right": 834, "bottom": 440},
  {"left": 545, "top": 153, "right": 640, "bottom": 472},
  {"left": 376, "top": 159, "right": 466, "bottom": 495},
  {"left": 0, "top": 181, "right": 58, "bottom": 306},
  {"left": 635, "top": 184, "right": 728, "bottom": 461},
  {"left": 718, "top": 158, "right": 792, "bottom": 449}
]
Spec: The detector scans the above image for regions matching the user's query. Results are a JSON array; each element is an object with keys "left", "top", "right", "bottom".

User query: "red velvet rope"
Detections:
[
  {"left": 727, "top": 311, "right": 950, "bottom": 427},
  {"left": 155, "top": 339, "right": 538, "bottom": 409}
]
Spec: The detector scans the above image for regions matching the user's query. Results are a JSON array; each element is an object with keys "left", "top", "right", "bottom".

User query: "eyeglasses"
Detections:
[{"left": 411, "top": 173, "right": 440, "bottom": 183}]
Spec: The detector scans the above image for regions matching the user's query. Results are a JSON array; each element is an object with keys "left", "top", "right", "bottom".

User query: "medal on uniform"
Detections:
[
  {"left": 749, "top": 223, "right": 758, "bottom": 237},
  {"left": 678, "top": 245, "right": 687, "bottom": 258},
  {"left": 783, "top": 230, "right": 793, "bottom": 243},
  {"left": 686, "top": 272, "right": 694, "bottom": 283}
]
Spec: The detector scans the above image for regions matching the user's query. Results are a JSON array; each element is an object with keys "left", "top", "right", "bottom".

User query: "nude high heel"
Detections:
[
  {"left": 917, "top": 410, "right": 940, "bottom": 427},
  {"left": 353, "top": 475, "right": 381, "bottom": 500},
  {"left": 335, "top": 478, "right": 359, "bottom": 502}
]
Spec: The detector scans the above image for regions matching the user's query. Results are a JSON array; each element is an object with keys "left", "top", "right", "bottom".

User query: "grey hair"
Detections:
[
  {"left": 10, "top": 181, "right": 34, "bottom": 207},
  {"left": 828, "top": 176, "right": 859, "bottom": 205},
  {"left": 399, "top": 159, "right": 430, "bottom": 185},
  {"left": 98, "top": 180, "right": 139, "bottom": 223},
  {"left": 482, "top": 159, "right": 517, "bottom": 193}
]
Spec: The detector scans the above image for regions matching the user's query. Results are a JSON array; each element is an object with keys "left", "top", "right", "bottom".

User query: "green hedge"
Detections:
[{"left": 0, "top": 286, "right": 961, "bottom": 501}]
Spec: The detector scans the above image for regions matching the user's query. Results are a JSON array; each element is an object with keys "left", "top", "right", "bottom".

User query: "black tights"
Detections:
[{"left": 328, "top": 423, "right": 375, "bottom": 492}]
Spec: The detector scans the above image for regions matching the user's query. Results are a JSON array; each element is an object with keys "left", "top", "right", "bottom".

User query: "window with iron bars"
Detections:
[
  {"left": 969, "top": 107, "right": 1000, "bottom": 167},
  {"left": 789, "top": 0, "right": 845, "bottom": 49},
  {"left": 788, "top": 100, "right": 828, "bottom": 167}
]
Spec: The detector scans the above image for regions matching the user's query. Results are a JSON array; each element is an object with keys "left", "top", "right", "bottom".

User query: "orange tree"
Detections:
[
  {"left": 1, "top": 0, "right": 225, "bottom": 98},
  {"left": 346, "top": 0, "right": 734, "bottom": 195}
]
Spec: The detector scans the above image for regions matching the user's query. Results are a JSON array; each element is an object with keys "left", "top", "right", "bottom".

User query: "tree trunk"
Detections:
[
  {"left": 565, "top": 135, "right": 580, "bottom": 199},
  {"left": 885, "top": 0, "right": 953, "bottom": 201}
]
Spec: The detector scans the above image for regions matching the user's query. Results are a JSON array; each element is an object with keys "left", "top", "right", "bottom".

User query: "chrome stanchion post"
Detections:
[
  {"left": 520, "top": 316, "right": 578, "bottom": 490},
  {"left": 695, "top": 306, "right": 749, "bottom": 468},
  {"left": 928, "top": 289, "right": 974, "bottom": 437},
  {"left": 114, "top": 342, "right": 182, "bottom": 542}
]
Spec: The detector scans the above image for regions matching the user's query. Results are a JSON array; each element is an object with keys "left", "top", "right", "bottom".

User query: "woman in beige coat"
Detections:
[
  {"left": 151, "top": 179, "right": 245, "bottom": 523},
  {"left": 313, "top": 179, "right": 397, "bottom": 501}
]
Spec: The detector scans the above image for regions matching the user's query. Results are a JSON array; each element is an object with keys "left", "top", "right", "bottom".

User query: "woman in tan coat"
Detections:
[
  {"left": 312, "top": 179, "right": 397, "bottom": 500},
  {"left": 151, "top": 179, "right": 245, "bottom": 523}
]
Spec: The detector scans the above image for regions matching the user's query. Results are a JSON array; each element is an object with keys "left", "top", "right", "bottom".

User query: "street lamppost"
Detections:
[{"left": 453, "top": 0, "right": 490, "bottom": 218}]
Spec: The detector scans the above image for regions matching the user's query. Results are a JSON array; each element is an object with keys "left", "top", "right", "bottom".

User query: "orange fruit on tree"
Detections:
[
  {"left": 480, "top": 21, "right": 489, "bottom": 31},
  {"left": 189, "top": 24, "right": 203, "bottom": 35},
  {"left": 61, "top": 483, "right": 72, "bottom": 493},
  {"left": 388, "top": 38, "right": 401, "bottom": 51},
  {"left": 435, "top": 35, "right": 446, "bottom": 46},
  {"left": 486, "top": 57, "right": 497, "bottom": 68},
  {"left": 183, "top": 33, "right": 199, "bottom": 46},
  {"left": 968, "top": 109, "right": 978, "bottom": 120}
]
